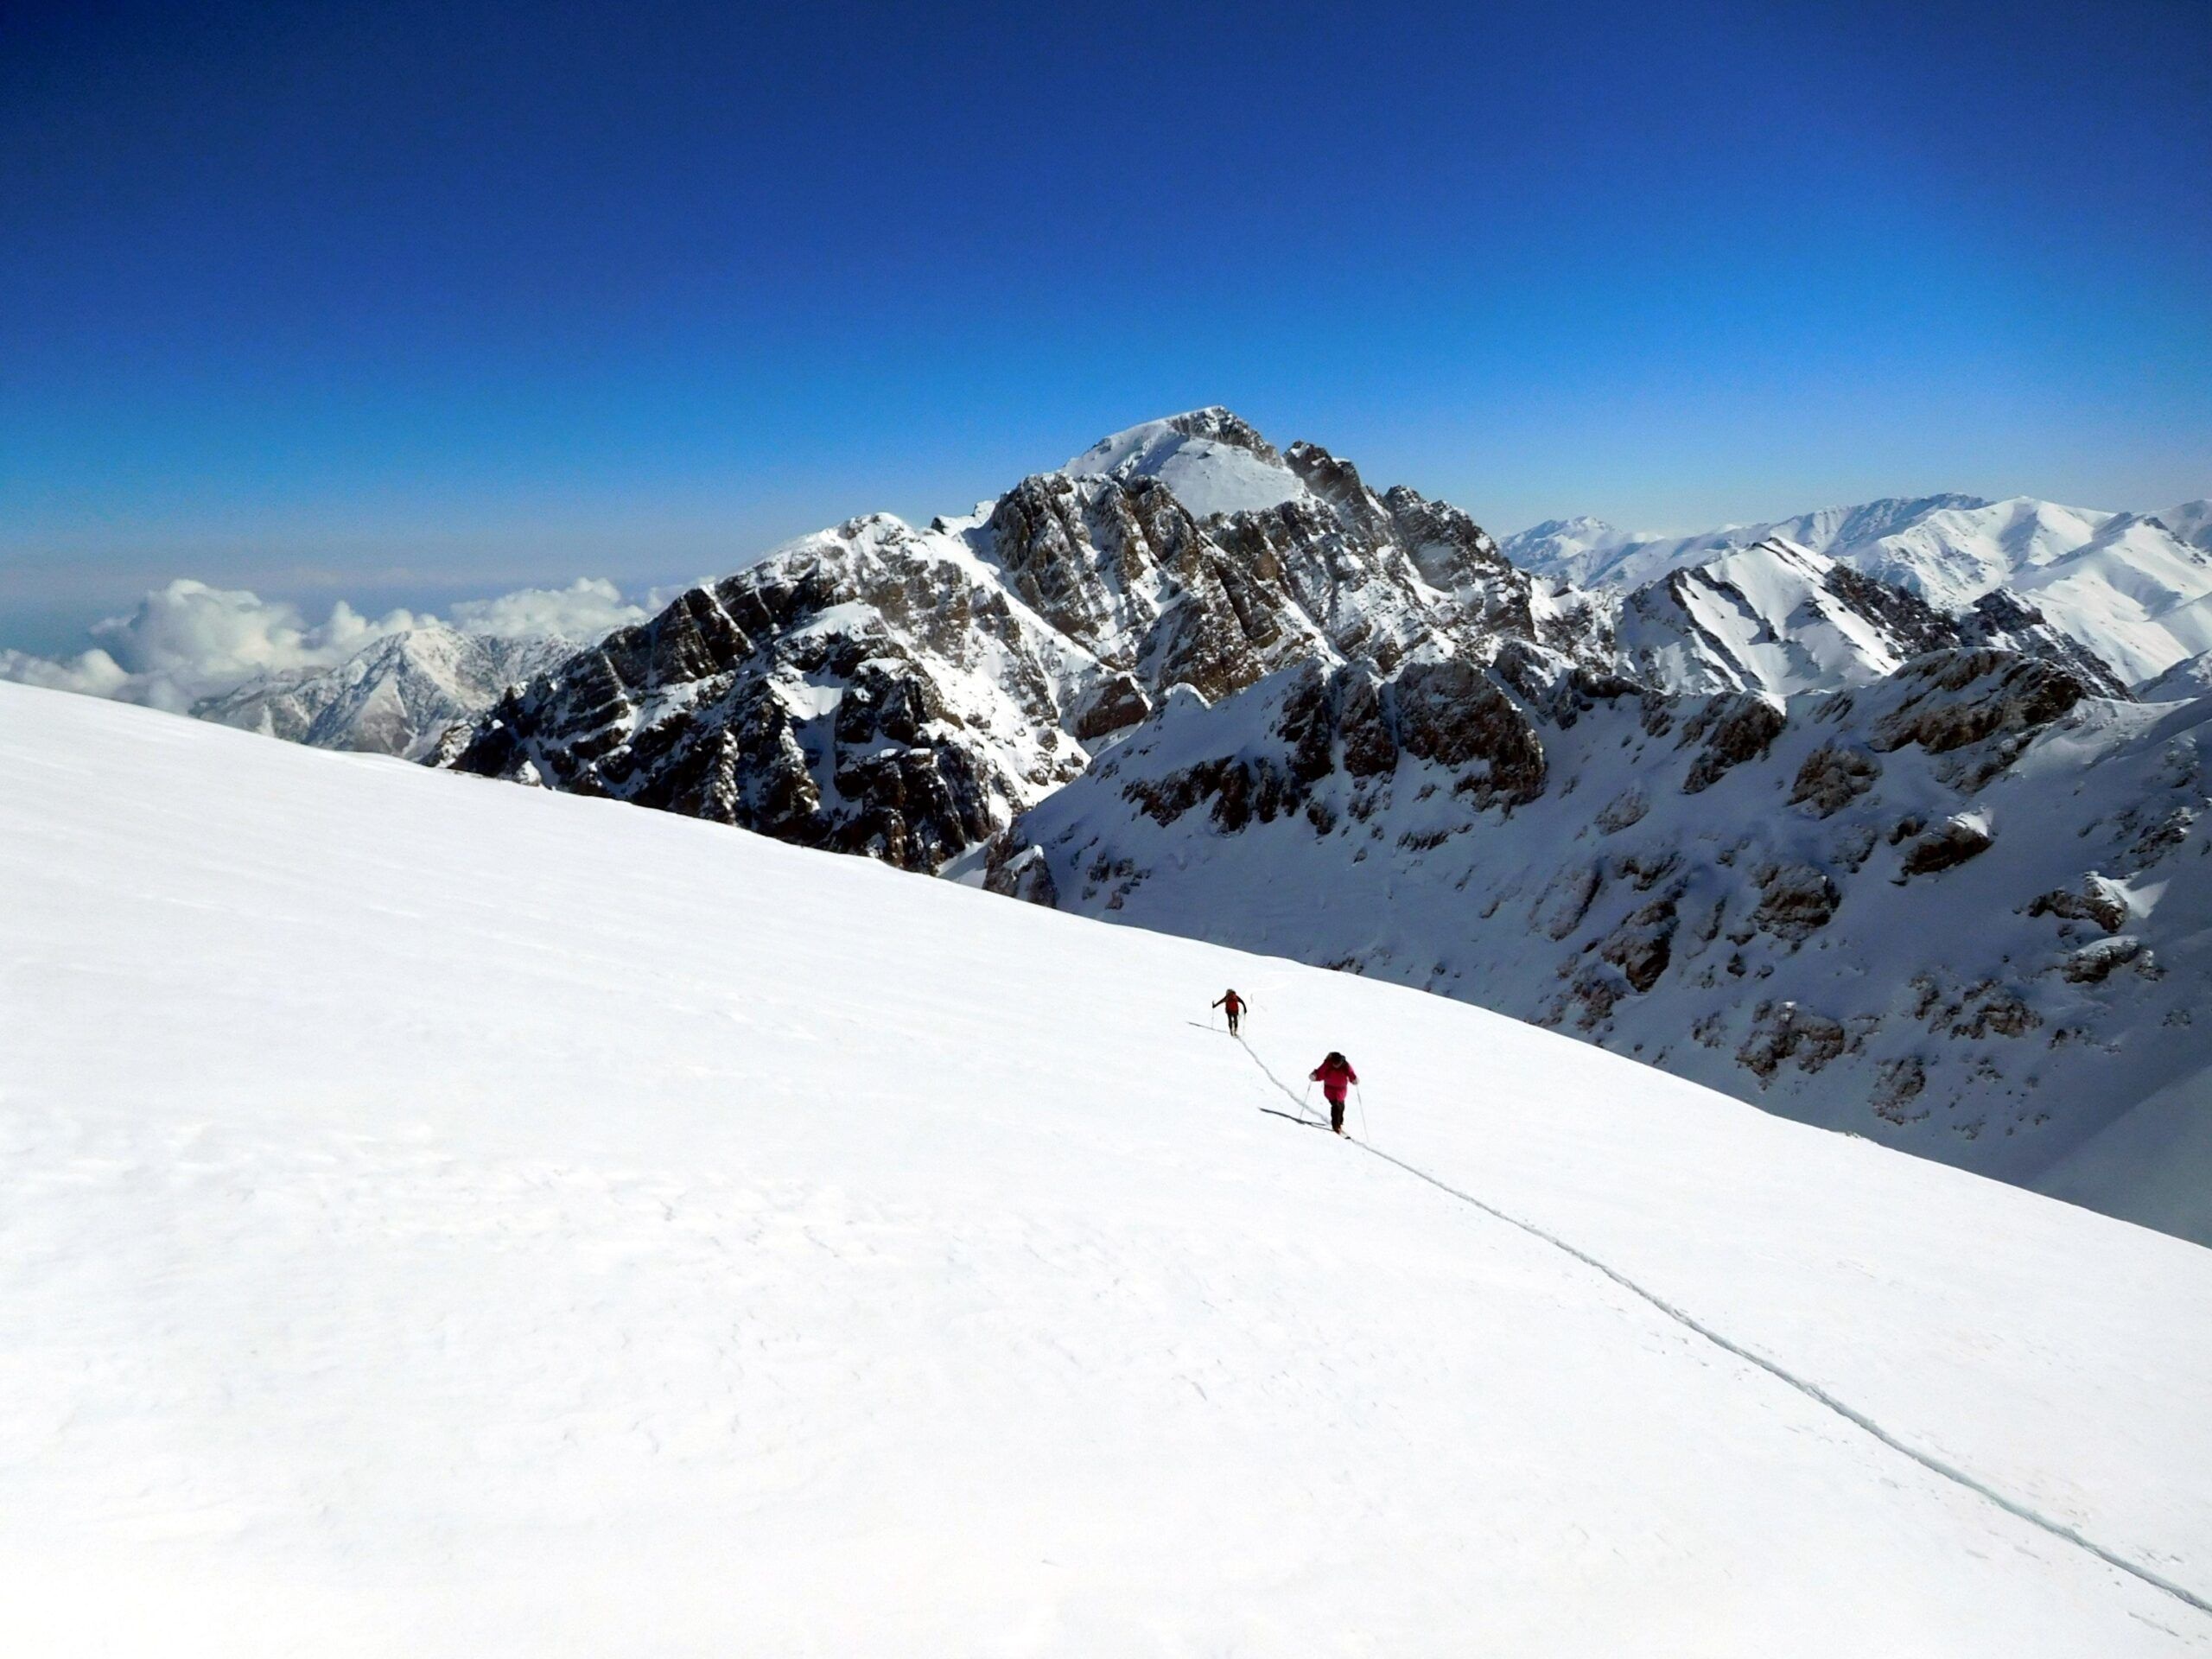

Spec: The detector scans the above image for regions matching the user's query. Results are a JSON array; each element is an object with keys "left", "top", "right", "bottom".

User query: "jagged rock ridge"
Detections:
[{"left": 438, "top": 425, "right": 1613, "bottom": 870}]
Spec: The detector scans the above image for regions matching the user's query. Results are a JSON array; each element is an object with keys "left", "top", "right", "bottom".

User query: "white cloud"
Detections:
[
  {"left": 446, "top": 577, "right": 647, "bottom": 640},
  {"left": 0, "top": 645, "right": 132, "bottom": 700},
  {"left": 0, "top": 580, "right": 420, "bottom": 714},
  {"left": 1, "top": 575, "right": 646, "bottom": 715}
]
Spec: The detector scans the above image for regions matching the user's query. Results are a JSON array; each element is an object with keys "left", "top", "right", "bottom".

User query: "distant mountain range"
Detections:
[
  {"left": 194, "top": 626, "right": 583, "bottom": 760},
  {"left": 0, "top": 577, "right": 639, "bottom": 760},
  {"left": 1503, "top": 493, "right": 2212, "bottom": 687}
]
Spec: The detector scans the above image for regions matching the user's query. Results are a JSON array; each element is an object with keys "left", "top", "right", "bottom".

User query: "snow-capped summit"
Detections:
[
  {"left": 1494, "top": 515, "right": 1643, "bottom": 585},
  {"left": 2, "top": 576, "right": 645, "bottom": 759},
  {"left": 1062, "top": 407, "right": 1313, "bottom": 518},
  {"left": 427, "top": 420, "right": 2212, "bottom": 1240},
  {"left": 1852, "top": 499, "right": 2212, "bottom": 684}
]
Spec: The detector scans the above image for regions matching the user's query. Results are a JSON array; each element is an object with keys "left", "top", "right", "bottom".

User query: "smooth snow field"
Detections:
[{"left": 3, "top": 681, "right": 2211, "bottom": 1657}]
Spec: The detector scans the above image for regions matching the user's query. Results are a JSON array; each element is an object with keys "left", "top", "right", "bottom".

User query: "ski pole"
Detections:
[{"left": 1356, "top": 1083, "right": 1370, "bottom": 1141}]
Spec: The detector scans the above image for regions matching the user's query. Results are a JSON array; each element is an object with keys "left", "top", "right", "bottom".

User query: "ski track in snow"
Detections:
[{"left": 1229, "top": 1036, "right": 2212, "bottom": 1623}]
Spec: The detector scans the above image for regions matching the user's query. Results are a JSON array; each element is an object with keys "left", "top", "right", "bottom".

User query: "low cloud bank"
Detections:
[
  {"left": 446, "top": 577, "right": 647, "bottom": 640},
  {"left": 1, "top": 576, "right": 649, "bottom": 714}
]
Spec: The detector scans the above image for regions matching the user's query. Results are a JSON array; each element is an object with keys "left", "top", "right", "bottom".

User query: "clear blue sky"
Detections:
[{"left": 4, "top": 0, "right": 2208, "bottom": 648}]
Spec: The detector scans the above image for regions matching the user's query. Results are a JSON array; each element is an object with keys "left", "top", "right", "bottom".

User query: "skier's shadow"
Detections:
[{"left": 1259, "top": 1106, "right": 1325, "bottom": 1130}]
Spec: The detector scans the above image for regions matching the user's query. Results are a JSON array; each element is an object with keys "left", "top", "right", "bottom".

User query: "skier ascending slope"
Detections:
[
  {"left": 1309, "top": 1052, "right": 1357, "bottom": 1135},
  {"left": 1211, "top": 988, "right": 1247, "bottom": 1036}
]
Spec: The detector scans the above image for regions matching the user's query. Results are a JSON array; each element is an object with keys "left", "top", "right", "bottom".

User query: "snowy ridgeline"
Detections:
[
  {"left": 1505, "top": 495, "right": 2212, "bottom": 687},
  {"left": 4, "top": 681, "right": 2212, "bottom": 1656}
]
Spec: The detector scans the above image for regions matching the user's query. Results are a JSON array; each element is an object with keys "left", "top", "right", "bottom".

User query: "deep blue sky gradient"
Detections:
[{"left": 4, "top": 0, "right": 2209, "bottom": 646}]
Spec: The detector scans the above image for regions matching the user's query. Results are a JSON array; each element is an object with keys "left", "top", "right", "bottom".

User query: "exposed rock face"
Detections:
[
  {"left": 1681, "top": 694, "right": 1787, "bottom": 794},
  {"left": 1870, "top": 651, "right": 2091, "bottom": 760},
  {"left": 2026, "top": 878, "right": 2128, "bottom": 934},
  {"left": 1898, "top": 816, "right": 1995, "bottom": 879},
  {"left": 1751, "top": 862, "right": 1841, "bottom": 940},
  {"left": 1954, "top": 589, "right": 2133, "bottom": 699},
  {"left": 983, "top": 843, "right": 1059, "bottom": 907},
  {"left": 1789, "top": 745, "right": 1881, "bottom": 817},
  {"left": 980, "top": 472, "right": 1318, "bottom": 706},
  {"left": 2061, "top": 938, "right": 2145, "bottom": 984},
  {"left": 442, "top": 516, "right": 1099, "bottom": 871},
  {"left": 1390, "top": 659, "right": 1547, "bottom": 804},
  {"left": 1201, "top": 445, "right": 1611, "bottom": 678}
]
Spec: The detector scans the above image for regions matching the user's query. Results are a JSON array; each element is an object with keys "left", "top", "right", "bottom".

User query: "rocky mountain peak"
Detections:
[{"left": 1157, "top": 406, "right": 1283, "bottom": 461}]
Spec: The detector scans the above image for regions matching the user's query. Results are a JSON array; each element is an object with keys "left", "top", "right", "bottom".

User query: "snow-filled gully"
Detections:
[{"left": 1230, "top": 1033, "right": 2212, "bottom": 1624}]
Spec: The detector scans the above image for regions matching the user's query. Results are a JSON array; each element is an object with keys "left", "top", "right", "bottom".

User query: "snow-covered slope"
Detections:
[
  {"left": 998, "top": 647, "right": 2212, "bottom": 1245},
  {"left": 1617, "top": 538, "right": 1899, "bottom": 696},
  {"left": 1510, "top": 494, "right": 2212, "bottom": 684},
  {"left": 4, "top": 680, "right": 2210, "bottom": 1656}
]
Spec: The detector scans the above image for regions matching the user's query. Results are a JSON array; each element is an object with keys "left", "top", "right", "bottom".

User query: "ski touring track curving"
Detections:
[{"left": 1228, "top": 1030, "right": 2212, "bottom": 1624}]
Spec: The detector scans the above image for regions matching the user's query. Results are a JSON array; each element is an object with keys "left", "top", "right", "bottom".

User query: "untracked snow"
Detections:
[{"left": 4, "top": 680, "right": 2212, "bottom": 1656}]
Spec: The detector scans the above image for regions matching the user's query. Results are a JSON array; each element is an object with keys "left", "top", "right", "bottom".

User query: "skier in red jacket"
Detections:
[
  {"left": 1212, "top": 988, "right": 1247, "bottom": 1035},
  {"left": 1310, "top": 1052, "right": 1358, "bottom": 1135}
]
